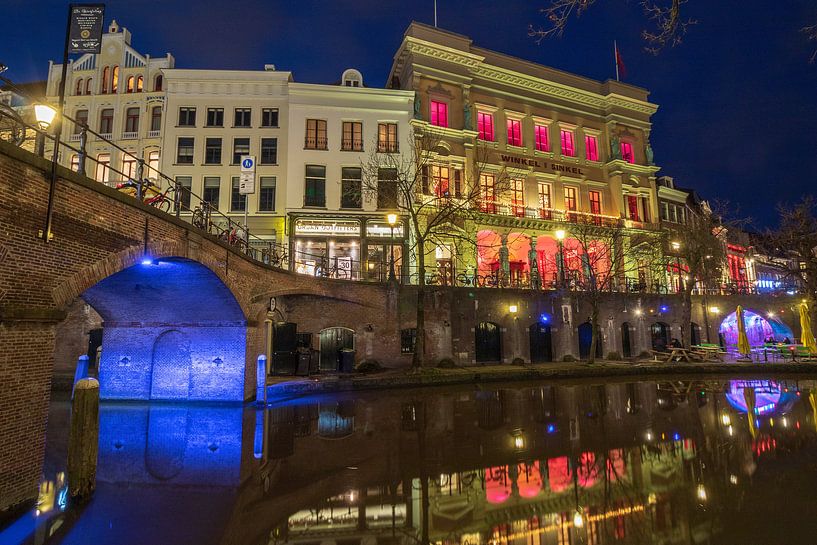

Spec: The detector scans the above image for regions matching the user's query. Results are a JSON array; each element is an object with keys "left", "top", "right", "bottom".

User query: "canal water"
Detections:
[{"left": 8, "top": 377, "right": 817, "bottom": 545}]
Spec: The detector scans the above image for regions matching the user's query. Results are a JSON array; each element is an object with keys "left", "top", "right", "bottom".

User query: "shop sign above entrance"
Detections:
[
  {"left": 294, "top": 218, "right": 361, "bottom": 237},
  {"left": 499, "top": 153, "right": 586, "bottom": 176}
]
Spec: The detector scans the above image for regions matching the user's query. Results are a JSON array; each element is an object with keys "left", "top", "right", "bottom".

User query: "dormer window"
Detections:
[{"left": 341, "top": 68, "right": 363, "bottom": 88}]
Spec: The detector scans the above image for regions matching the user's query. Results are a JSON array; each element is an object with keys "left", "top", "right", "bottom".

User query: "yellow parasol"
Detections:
[
  {"left": 809, "top": 391, "right": 817, "bottom": 433},
  {"left": 743, "top": 387, "right": 757, "bottom": 439},
  {"left": 736, "top": 305, "right": 751, "bottom": 358},
  {"left": 799, "top": 303, "right": 817, "bottom": 356}
]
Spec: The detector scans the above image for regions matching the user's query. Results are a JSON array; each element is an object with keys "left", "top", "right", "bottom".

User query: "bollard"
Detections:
[
  {"left": 256, "top": 355, "right": 267, "bottom": 404},
  {"left": 71, "top": 355, "right": 89, "bottom": 400},
  {"left": 68, "top": 378, "right": 99, "bottom": 502}
]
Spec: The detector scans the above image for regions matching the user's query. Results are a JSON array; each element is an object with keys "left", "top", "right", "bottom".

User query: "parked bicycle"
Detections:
[{"left": 115, "top": 178, "right": 174, "bottom": 212}]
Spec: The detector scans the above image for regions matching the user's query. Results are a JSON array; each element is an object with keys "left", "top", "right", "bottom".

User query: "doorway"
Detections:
[
  {"left": 621, "top": 322, "right": 632, "bottom": 358},
  {"left": 319, "top": 327, "right": 355, "bottom": 371},
  {"left": 475, "top": 322, "right": 502, "bottom": 363},
  {"left": 578, "top": 322, "right": 603, "bottom": 360},
  {"left": 529, "top": 323, "right": 553, "bottom": 363},
  {"left": 691, "top": 322, "right": 702, "bottom": 346},
  {"left": 651, "top": 322, "right": 671, "bottom": 350}
]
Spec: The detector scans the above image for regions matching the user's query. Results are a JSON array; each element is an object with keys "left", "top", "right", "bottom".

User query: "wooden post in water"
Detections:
[{"left": 68, "top": 377, "right": 99, "bottom": 501}]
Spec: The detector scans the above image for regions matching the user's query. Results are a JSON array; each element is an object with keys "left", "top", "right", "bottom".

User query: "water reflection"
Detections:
[{"left": 16, "top": 378, "right": 817, "bottom": 545}]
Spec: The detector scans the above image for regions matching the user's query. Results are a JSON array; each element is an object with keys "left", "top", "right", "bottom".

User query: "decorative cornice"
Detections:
[{"left": 404, "top": 37, "right": 484, "bottom": 69}]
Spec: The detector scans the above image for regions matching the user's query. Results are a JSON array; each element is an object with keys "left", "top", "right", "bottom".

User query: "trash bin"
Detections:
[
  {"left": 339, "top": 348, "right": 356, "bottom": 373},
  {"left": 296, "top": 347, "right": 311, "bottom": 376}
]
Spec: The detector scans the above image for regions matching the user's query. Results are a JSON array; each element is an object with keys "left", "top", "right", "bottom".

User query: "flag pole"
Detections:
[
  {"left": 614, "top": 40, "right": 620, "bottom": 82},
  {"left": 434, "top": 0, "right": 438, "bottom": 27}
]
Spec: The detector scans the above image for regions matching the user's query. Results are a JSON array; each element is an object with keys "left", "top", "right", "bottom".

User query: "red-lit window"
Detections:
[
  {"left": 538, "top": 182, "right": 551, "bottom": 219},
  {"left": 430, "top": 100, "right": 448, "bottom": 127},
  {"left": 585, "top": 135, "right": 599, "bottom": 161},
  {"left": 564, "top": 187, "right": 577, "bottom": 222},
  {"left": 589, "top": 190, "right": 602, "bottom": 215},
  {"left": 627, "top": 195, "right": 640, "bottom": 221},
  {"left": 535, "top": 124, "right": 549, "bottom": 152},
  {"left": 560, "top": 129, "right": 575, "bottom": 157},
  {"left": 432, "top": 165, "right": 450, "bottom": 197},
  {"left": 507, "top": 119, "right": 522, "bottom": 146},
  {"left": 621, "top": 141, "right": 635, "bottom": 163},
  {"left": 510, "top": 178, "right": 525, "bottom": 216},
  {"left": 477, "top": 111, "right": 494, "bottom": 141},
  {"left": 480, "top": 173, "right": 496, "bottom": 212}
]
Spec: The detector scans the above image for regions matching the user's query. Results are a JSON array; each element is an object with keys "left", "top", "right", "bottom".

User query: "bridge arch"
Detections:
[{"left": 79, "top": 257, "right": 247, "bottom": 401}]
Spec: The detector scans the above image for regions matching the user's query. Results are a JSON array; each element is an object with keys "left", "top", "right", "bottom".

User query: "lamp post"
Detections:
[
  {"left": 555, "top": 229, "right": 566, "bottom": 289},
  {"left": 387, "top": 213, "right": 398, "bottom": 282},
  {"left": 671, "top": 240, "right": 683, "bottom": 294},
  {"left": 34, "top": 104, "right": 56, "bottom": 158}
]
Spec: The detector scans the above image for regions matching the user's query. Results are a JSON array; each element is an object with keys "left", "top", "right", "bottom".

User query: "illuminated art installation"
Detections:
[{"left": 719, "top": 309, "right": 794, "bottom": 347}]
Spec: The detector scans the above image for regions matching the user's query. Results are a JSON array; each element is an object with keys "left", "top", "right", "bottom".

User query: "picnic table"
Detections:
[
  {"left": 650, "top": 347, "right": 693, "bottom": 363},
  {"left": 691, "top": 345, "right": 726, "bottom": 362}
]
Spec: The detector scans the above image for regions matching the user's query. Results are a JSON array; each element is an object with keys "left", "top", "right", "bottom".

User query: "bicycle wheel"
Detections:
[{"left": 156, "top": 198, "right": 171, "bottom": 213}]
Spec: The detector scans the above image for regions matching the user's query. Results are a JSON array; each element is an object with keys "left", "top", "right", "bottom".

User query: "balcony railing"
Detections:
[
  {"left": 69, "top": 133, "right": 81, "bottom": 142},
  {"left": 304, "top": 137, "right": 328, "bottom": 150},
  {"left": 122, "top": 131, "right": 138, "bottom": 140},
  {"left": 341, "top": 139, "right": 363, "bottom": 151},
  {"left": 147, "top": 130, "right": 160, "bottom": 138},
  {"left": 377, "top": 141, "right": 399, "bottom": 153}
]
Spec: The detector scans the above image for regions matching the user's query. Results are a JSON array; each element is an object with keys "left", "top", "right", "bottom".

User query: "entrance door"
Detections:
[
  {"left": 691, "top": 322, "right": 702, "bottom": 346},
  {"left": 150, "top": 330, "right": 192, "bottom": 400},
  {"left": 319, "top": 327, "right": 355, "bottom": 371},
  {"left": 475, "top": 322, "right": 501, "bottom": 363},
  {"left": 651, "top": 322, "right": 671, "bottom": 350},
  {"left": 529, "top": 323, "right": 553, "bottom": 363},
  {"left": 578, "top": 322, "right": 603, "bottom": 360},
  {"left": 272, "top": 322, "right": 298, "bottom": 375},
  {"left": 621, "top": 322, "right": 632, "bottom": 358}
]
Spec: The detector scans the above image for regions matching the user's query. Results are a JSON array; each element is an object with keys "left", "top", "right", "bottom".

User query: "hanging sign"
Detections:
[{"left": 68, "top": 5, "right": 105, "bottom": 54}]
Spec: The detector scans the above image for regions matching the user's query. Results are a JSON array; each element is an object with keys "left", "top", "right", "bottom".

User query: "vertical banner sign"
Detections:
[
  {"left": 68, "top": 5, "right": 105, "bottom": 53},
  {"left": 240, "top": 155, "right": 256, "bottom": 194}
]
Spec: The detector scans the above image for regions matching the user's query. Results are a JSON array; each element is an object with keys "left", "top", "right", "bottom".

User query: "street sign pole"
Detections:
[{"left": 239, "top": 155, "right": 256, "bottom": 248}]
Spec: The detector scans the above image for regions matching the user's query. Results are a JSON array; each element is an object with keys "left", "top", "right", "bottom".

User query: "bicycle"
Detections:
[
  {"left": 191, "top": 203, "right": 208, "bottom": 230},
  {"left": 116, "top": 179, "right": 174, "bottom": 212}
]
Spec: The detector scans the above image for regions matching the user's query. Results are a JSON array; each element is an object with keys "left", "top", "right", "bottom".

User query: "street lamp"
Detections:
[
  {"left": 387, "top": 213, "right": 398, "bottom": 281},
  {"left": 671, "top": 240, "right": 683, "bottom": 294},
  {"left": 555, "top": 229, "right": 566, "bottom": 288},
  {"left": 33, "top": 103, "right": 56, "bottom": 157}
]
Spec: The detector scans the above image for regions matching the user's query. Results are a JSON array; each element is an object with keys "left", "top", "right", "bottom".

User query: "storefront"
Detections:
[{"left": 289, "top": 215, "right": 404, "bottom": 281}]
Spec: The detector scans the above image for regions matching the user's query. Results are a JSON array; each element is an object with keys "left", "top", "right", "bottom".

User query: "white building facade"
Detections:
[
  {"left": 286, "top": 70, "right": 414, "bottom": 280},
  {"left": 46, "top": 20, "right": 174, "bottom": 184}
]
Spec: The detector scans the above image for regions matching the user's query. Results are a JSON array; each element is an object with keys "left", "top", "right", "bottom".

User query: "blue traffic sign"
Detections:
[{"left": 242, "top": 158, "right": 254, "bottom": 169}]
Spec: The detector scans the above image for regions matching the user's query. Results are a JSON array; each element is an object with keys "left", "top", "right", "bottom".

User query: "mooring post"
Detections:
[
  {"left": 71, "top": 355, "right": 89, "bottom": 399},
  {"left": 256, "top": 355, "right": 267, "bottom": 404},
  {"left": 67, "top": 377, "right": 99, "bottom": 502}
]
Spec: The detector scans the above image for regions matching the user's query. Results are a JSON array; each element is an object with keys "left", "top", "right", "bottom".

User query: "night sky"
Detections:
[{"left": 3, "top": 0, "right": 816, "bottom": 226}]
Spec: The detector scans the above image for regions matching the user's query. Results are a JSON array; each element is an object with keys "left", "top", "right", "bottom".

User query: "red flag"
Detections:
[{"left": 615, "top": 41, "right": 627, "bottom": 80}]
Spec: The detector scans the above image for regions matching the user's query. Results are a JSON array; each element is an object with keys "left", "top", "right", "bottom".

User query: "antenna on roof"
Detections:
[{"left": 434, "top": 0, "right": 438, "bottom": 27}]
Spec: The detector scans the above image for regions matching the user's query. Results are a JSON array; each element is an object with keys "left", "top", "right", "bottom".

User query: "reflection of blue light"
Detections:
[
  {"left": 140, "top": 258, "right": 154, "bottom": 265},
  {"left": 540, "top": 313, "right": 549, "bottom": 323},
  {"left": 57, "top": 487, "right": 68, "bottom": 510},
  {"left": 547, "top": 424, "right": 557, "bottom": 434},
  {"left": 673, "top": 432, "right": 680, "bottom": 441}
]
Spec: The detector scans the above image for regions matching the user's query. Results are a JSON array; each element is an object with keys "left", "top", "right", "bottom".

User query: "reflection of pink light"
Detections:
[
  {"left": 606, "top": 449, "right": 627, "bottom": 482},
  {"left": 548, "top": 457, "right": 571, "bottom": 493},
  {"left": 725, "top": 380, "right": 781, "bottom": 415},
  {"left": 577, "top": 452, "right": 598, "bottom": 488},
  {"left": 485, "top": 466, "right": 512, "bottom": 504},
  {"left": 517, "top": 462, "right": 542, "bottom": 498}
]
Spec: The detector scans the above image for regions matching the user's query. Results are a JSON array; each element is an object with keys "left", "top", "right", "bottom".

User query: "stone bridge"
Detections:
[{"left": 0, "top": 141, "right": 400, "bottom": 514}]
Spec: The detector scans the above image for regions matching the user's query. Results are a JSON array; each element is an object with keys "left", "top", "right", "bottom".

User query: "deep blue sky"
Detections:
[{"left": 3, "top": 0, "right": 816, "bottom": 226}]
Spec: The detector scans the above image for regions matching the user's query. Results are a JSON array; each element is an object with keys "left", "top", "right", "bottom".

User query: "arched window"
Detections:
[
  {"left": 126, "top": 75, "right": 134, "bottom": 93},
  {"left": 75, "top": 78, "right": 83, "bottom": 95},
  {"left": 85, "top": 78, "right": 92, "bottom": 95},
  {"left": 111, "top": 65, "right": 119, "bottom": 93},
  {"left": 154, "top": 74, "right": 163, "bottom": 92},
  {"left": 101, "top": 67, "right": 109, "bottom": 93},
  {"left": 136, "top": 75, "right": 143, "bottom": 92}
]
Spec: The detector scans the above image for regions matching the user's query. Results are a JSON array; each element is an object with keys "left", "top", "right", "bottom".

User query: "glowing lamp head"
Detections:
[
  {"left": 671, "top": 241, "right": 681, "bottom": 251},
  {"left": 573, "top": 509, "right": 584, "bottom": 528},
  {"left": 386, "top": 213, "right": 398, "bottom": 226},
  {"left": 660, "top": 305, "right": 669, "bottom": 312},
  {"left": 634, "top": 308, "right": 643, "bottom": 316},
  {"left": 555, "top": 229, "right": 566, "bottom": 241},
  {"left": 509, "top": 304, "right": 518, "bottom": 314},
  {"left": 34, "top": 103, "right": 57, "bottom": 130},
  {"left": 512, "top": 432, "right": 525, "bottom": 450},
  {"left": 140, "top": 257, "right": 155, "bottom": 266},
  {"left": 696, "top": 484, "right": 708, "bottom": 502},
  {"left": 539, "top": 313, "right": 549, "bottom": 323},
  {"left": 709, "top": 306, "right": 720, "bottom": 314}
]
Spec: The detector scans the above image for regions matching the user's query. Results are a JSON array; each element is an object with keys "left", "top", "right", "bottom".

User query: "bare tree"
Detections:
[
  {"left": 804, "top": 23, "right": 817, "bottom": 63},
  {"left": 358, "top": 129, "right": 511, "bottom": 368},
  {"left": 767, "top": 196, "right": 817, "bottom": 321},
  {"left": 529, "top": 0, "right": 696, "bottom": 54},
  {"left": 670, "top": 202, "right": 729, "bottom": 348},
  {"left": 564, "top": 214, "right": 663, "bottom": 362}
]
